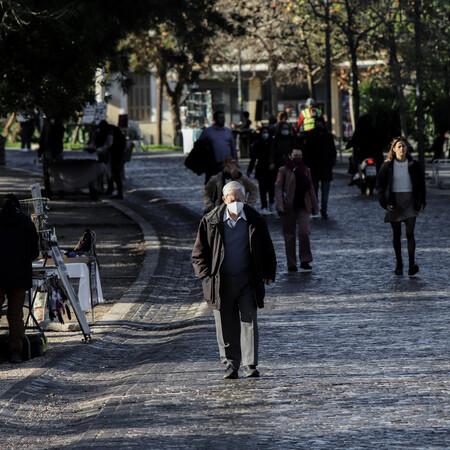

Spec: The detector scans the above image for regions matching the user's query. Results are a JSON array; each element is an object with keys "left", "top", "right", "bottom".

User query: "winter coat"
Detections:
[
  {"left": 202, "top": 172, "right": 259, "bottom": 213},
  {"left": 184, "top": 138, "right": 215, "bottom": 175},
  {"left": 269, "top": 133, "right": 298, "bottom": 169},
  {"left": 192, "top": 203, "right": 277, "bottom": 310},
  {"left": 248, "top": 137, "right": 274, "bottom": 180},
  {"left": 303, "top": 127, "right": 337, "bottom": 182},
  {"left": 376, "top": 155, "right": 426, "bottom": 211},
  {"left": 0, "top": 208, "right": 39, "bottom": 288},
  {"left": 275, "top": 164, "right": 319, "bottom": 214}
]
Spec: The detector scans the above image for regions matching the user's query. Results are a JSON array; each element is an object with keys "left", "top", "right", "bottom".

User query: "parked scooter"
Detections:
[{"left": 351, "top": 157, "right": 377, "bottom": 196}]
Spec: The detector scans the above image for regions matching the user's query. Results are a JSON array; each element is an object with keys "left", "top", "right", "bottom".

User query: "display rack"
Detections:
[
  {"left": 182, "top": 91, "right": 213, "bottom": 129},
  {"left": 22, "top": 184, "right": 92, "bottom": 341}
]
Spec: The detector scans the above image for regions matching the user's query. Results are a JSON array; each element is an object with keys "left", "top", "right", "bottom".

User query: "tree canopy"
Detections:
[{"left": 0, "top": 1, "right": 189, "bottom": 119}]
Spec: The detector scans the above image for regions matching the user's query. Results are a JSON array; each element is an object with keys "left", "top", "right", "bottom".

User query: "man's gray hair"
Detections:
[{"left": 222, "top": 180, "right": 246, "bottom": 198}]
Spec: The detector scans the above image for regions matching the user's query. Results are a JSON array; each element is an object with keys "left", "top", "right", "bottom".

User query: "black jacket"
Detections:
[
  {"left": 184, "top": 138, "right": 215, "bottom": 176},
  {"left": 248, "top": 137, "right": 272, "bottom": 180},
  {"left": 303, "top": 127, "right": 337, "bottom": 182},
  {"left": 376, "top": 155, "right": 426, "bottom": 211},
  {"left": 192, "top": 203, "right": 276, "bottom": 310},
  {"left": 0, "top": 208, "right": 39, "bottom": 288}
]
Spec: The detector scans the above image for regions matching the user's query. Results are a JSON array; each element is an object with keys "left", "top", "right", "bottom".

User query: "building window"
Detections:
[{"left": 128, "top": 73, "right": 151, "bottom": 121}]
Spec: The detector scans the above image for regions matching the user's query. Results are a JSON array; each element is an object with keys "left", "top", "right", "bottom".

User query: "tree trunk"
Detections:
[
  {"left": 164, "top": 81, "right": 183, "bottom": 147},
  {"left": 269, "top": 59, "right": 278, "bottom": 116},
  {"left": 270, "top": 75, "right": 278, "bottom": 116},
  {"left": 299, "top": 26, "right": 316, "bottom": 100},
  {"left": 156, "top": 76, "right": 163, "bottom": 145},
  {"left": 349, "top": 45, "right": 360, "bottom": 125},
  {"left": 388, "top": 36, "right": 408, "bottom": 138},
  {"left": 0, "top": 113, "right": 16, "bottom": 166},
  {"left": 414, "top": 0, "right": 425, "bottom": 172}
]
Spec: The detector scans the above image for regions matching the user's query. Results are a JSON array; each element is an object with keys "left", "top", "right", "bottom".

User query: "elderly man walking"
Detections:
[{"left": 192, "top": 181, "right": 276, "bottom": 379}]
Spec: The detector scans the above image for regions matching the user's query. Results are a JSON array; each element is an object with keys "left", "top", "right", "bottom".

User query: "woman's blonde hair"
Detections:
[{"left": 386, "top": 136, "right": 407, "bottom": 161}]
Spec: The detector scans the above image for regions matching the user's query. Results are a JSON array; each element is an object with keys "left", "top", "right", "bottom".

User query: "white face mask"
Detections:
[
  {"left": 227, "top": 201, "right": 244, "bottom": 216},
  {"left": 281, "top": 130, "right": 290, "bottom": 136},
  {"left": 261, "top": 133, "right": 269, "bottom": 140}
]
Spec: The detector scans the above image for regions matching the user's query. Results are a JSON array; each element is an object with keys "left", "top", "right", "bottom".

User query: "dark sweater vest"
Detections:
[{"left": 221, "top": 219, "right": 250, "bottom": 276}]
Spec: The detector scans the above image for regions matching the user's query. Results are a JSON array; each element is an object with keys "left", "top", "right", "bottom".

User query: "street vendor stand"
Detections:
[
  {"left": 49, "top": 156, "right": 106, "bottom": 195},
  {"left": 20, "top": 185, "right": 101, "bottom": 341}
]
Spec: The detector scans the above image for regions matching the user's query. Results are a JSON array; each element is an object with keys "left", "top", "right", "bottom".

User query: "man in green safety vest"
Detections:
[{"left": 295, "top": 98, "right": 323, "bottom": 134}]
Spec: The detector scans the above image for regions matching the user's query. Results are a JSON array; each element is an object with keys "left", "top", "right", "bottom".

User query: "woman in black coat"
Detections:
[{"left": 376, "top": 137, "right": 426, "bottom": 276}]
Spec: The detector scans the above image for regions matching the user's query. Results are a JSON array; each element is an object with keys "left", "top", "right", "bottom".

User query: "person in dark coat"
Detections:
[
  {"left": 95, "top": 120, "right": 126, "bottom": 199},
  {"left": 269, "top": 121, "right": 298, "bottom": 170},
  {"left": 38, "top": 118, "right": 65, "bottom": 161},
  {"left": 247, "top": 126, "right": 277, "bottom": 214},
  {"left": 275, "top": 146, "right": 319, "bottom": 273},
  {"left": 203, "top": 158, "right": 258, "bottom": 213},
  {"left": 0, "top": 194, "right": 39, "bottom": 363},
  {"left": 376, "top": 137, "right": 426, "bottom": 276},
  {"left": 192, "top": 181, "right": 276, "bottom": 379},
  {"left": 346, "top": 114, "right": 384, "bottom": 184},
  {"left": 303, "top": 121, "right": 337, "bottom": 219},
  {"left": 198, "top": 111, "right": 238, "bottom": 184}
]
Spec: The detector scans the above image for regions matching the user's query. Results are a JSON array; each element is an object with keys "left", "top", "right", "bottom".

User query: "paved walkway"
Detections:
[{"left": 0, "top": 149, "right": 449, "bottom": 448}]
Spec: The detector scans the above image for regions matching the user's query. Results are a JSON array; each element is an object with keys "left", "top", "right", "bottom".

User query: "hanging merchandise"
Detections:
[{"left": 44, "top": 275, "right": 71, "bottom": 324}]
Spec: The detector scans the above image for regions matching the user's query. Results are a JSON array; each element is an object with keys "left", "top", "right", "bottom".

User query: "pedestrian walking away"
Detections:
[
  {"left": 192, "top": 181, "right": 276, "bottom": 379},
  {"left": 203, "top": 158, "right": 258, "bottom": 214},
  {"left": 198, "top": 111, "right": 238, "bottom": 184},
  {"left": 247, "top": 126, "right": 277, "bottom": 215},
  {"left": 275, "top": 146, "right": 318, "bottom": 273},
  {"left": 237, "top": 111, "right": 252, "bottom": 158},
  {"left": 0, "top": 194, "right": 39, "bottom": 363},
  {"left": 269, "top": 120, "right": 298, "bottom": 171},
  {"left": 17, "top": 114, "right": 35, "bottom": 151},
  {"left": 303, "top": 121, "right": 337, "bottom": 219},
  {"left": 346, "top": 114, "right": 384, "bottom": 185},
  {"left": 376, "top": 137, "right": 426, "bottom": 277},
  {"left": 95, "top": 120, "right": 126, "bottom": 199}
]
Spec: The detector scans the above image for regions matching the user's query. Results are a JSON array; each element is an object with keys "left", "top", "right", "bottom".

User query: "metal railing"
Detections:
[{"left": 431, "top": 159, "right": 450, "bottom": 188}]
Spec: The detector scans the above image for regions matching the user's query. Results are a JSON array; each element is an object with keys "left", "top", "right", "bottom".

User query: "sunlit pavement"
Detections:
[{"left": 1, "top": 148, "right": 449, "bottom": 448}]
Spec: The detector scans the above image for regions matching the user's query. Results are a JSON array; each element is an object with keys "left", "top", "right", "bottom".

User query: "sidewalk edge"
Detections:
[{"left": 96, "top": 200, "right": 161, "bottom": 324}]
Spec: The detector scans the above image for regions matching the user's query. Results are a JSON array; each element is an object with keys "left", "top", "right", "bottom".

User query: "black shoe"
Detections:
[
  {"left": 113, "top": 194, "right": 124, "bottom": 200},
  {"left": 408, "top": 264, "right": 419, "bottom": 277},
  {"left": 288, "top": 266, "right": 298, "bottom": 272},
  {"left": 321, "top": 212, "right": 329, "bottom": 220},
  {"left": 395, "top": 264, "right": 403, "bottom": 276},
  {"left": 9, "top": 351, "right": 23, "bottom": 364},
  {"left": 223, "top": 365, "right": 239, "bottom": 379},
  {"left": 300, "top": 262, "right": 312, "bottom": 272},
  {"left": 243, "top": 365, "right": 260, "bottom": 378}
]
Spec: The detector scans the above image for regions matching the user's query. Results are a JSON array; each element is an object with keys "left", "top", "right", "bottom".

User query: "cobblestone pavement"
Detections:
[{"left": 0, "top": 149, "right": 449, "bottom": 448}]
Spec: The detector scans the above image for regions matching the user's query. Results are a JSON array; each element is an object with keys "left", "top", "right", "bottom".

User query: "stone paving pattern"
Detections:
[{"left": 0, "top": 149, "right": 449, "bottom": 448}]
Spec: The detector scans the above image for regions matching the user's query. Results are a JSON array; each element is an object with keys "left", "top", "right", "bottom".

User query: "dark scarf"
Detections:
[{"left": 285, "top": 157, "right": 311, "bottom": 192}]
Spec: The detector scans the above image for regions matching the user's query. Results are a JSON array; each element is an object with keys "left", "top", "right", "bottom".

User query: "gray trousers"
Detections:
[{"left": 213, "top": 273, "right": 258, "bottom": 369}]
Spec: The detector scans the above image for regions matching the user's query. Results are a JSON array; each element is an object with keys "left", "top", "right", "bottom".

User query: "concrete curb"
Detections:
[{"left": 96, "top": 199, "right": 161, "bottom": 325}]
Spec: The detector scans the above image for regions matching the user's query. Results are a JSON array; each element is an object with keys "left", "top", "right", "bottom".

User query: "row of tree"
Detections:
[{"left": 1, "top": 1, "right": 449, "bottom": 159}]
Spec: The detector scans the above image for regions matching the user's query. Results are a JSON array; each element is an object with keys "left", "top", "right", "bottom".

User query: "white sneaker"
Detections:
[{"left": 260, "top": 208, "right": 269, "bottom": 215}]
